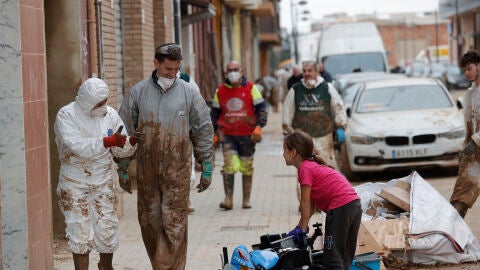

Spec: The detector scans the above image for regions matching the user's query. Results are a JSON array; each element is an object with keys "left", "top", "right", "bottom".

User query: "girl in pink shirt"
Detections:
[{"left": 284, "top": 130, "right": 361, "bottom": 270}]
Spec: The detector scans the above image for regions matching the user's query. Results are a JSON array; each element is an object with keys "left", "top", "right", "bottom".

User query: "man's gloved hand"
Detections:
[
  {"left": 287, "top": 226, "right": 309, "bottom": 244},
  {"left": 213, "top": 134, "right": 219, "bottom": 147},
  {"left": 197, "top": 160, "right": 213, "bottom": 192},
  {"left": 113, "top": 157, "right": 132, "bottom": 194},
  {"left": 252, "top": 126, "right": 262, "bottom": 143},
  {"left": 103, "top": 126, "right": 126, "bottom": 148},
  {"left": 130, "top": 131, "right": 145, "bottom": 145},
  {"left": 336, "top": 127, "right": 346, "bottom": 143}
]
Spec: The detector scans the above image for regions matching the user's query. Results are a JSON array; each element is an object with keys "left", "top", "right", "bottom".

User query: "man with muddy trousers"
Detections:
[
  {"left": 54, "top": 78, "right": 137, "bottom": 270},
  {"left": 450, "top": 50, "right": 480, "bottom": 218},
  {"left": 282, "top": 60, "right": 347, "bottom": 206},
  {"left": 119, "top": 43, "right": 214, "bottom": 269},
  {"left": 211, "top": 60, "right": 268, "bottom": 210}
]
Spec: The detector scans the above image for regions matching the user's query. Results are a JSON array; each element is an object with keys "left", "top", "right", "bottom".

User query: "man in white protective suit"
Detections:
[{"left": 54, "top": 78, "right": 137, "bottom": 270}]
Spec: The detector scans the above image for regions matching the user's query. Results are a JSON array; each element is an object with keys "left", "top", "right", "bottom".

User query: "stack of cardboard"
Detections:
[{"left": 356, "top": 181, "right": 413, "bottom": 269}]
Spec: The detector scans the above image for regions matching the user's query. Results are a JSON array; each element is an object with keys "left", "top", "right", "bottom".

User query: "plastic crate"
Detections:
[{"left": 351, "top": 252, "right": 381, "bottom": 270}]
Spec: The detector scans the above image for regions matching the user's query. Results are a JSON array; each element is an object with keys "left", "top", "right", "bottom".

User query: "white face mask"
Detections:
[
  {"left": 306, "top": 79, "right": 317, "bottom": 89},
  {"left": 227, "top": 72, "right": 241, "bottom": 83},
  {"left": 157, "top": 76, "right": 176, "bottom": 90},
  {"left": 90, "top": 105, "right": 107, "bottom": 117}
]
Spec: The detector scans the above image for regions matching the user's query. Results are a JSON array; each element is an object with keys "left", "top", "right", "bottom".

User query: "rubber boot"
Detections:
[
  {"left": 73, "top": 253, "right": 89, "bottom": 270},
  {"left": 188, "top": 198, "right": 195, "bottom": 214},
  {"left": 242, "top": 175, "right": 253, "bottom": 209},
  {"left": 219, "top": 174, "right": 234, "bottom": 210},
  {"left": 451, "top": 201, "right": 469, "bottom": 218},
  {"left": 98, "top": 253, "right": 113, "bottom": 270}
]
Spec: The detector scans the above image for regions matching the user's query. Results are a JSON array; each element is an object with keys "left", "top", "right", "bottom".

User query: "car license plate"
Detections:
[{"left": 392, "top": 148, "right": 427, "bottom": 158}]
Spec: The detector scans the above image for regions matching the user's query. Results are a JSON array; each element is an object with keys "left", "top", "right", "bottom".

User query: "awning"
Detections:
[
  {"left": 181, "top": 0, "right": 216, "bottom": 26},
  {"left": 250, "top": 1, "right": 275, "bottom": 17},
  {"left": 438, "top": 0, "right": 480, "bottom": 19}
]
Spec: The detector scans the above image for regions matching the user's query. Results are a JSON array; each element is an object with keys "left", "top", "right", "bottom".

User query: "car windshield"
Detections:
[
  {"left": 343, "top": 83, "right": 362, "bottom": 105},
  {"left": 356, "top": 84, "right": 452, "bottom": 113},
  {"left": 323, "top": 52, "right": 386, "bottom": 76}
]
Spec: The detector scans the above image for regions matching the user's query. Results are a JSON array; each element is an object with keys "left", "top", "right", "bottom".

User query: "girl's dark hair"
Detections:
[
  {"left": 460, "top": 50, "right": 480, "bottom": 68},
  {"left": 284, "top": 129, "right": 330, "bottom": 167}
]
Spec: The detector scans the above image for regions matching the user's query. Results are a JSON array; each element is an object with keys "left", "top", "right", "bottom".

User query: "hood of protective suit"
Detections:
[{"left": 75, "top": 78, "right": 110, "bottom": 112}]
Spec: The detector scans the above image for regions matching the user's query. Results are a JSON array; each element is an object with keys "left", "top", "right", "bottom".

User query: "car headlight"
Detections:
[
  {"left": 438, "top": 128, "right": 466, "bottom": 140},
  {"left": 350, "top": 135, "right": 383, "bottom": 145}
]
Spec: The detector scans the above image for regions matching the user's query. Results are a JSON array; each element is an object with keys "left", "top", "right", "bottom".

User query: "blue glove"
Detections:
[
  {"left": 197, "top": 160, "right": 213, "bottom": 192},
  {"left": 336, "top": 127, "right": 345, "bottom": 143},
  {"left": 287, "top": 226, "right": 309, "bottom": 244}
]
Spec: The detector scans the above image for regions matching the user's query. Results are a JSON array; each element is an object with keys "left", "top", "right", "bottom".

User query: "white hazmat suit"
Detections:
[{"left": 54, "top": 78, "right": 136, "bottom": 254}]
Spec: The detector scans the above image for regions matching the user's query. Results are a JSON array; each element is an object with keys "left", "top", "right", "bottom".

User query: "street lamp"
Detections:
[{"left": 290, "top": 0, "right": 308, "bottom": 63}]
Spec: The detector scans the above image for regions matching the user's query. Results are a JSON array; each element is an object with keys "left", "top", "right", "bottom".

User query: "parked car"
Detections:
[
  {"left": 341, "top": 78, "right": 465, "bottom": 177},
  {"left": 338, "top": 72, "right": 407, "bottom": 109},
  {"left": 405, "top": 61, "right": 427, "bottom": 77},
  {"left": 428, "top": 62, "right": 447, "bottom": 80},
  {"left": 442, "top": 64, "right": 471, "bottom": 90}
]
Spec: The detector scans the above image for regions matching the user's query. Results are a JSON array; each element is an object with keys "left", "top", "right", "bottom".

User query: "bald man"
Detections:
[{"left": 211, "top": 60, "right": 268, "bottom": 210}]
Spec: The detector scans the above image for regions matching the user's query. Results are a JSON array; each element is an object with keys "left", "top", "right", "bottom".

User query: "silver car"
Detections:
[{"left": 343, "top": 78, "right": 465, "bottom": 175}]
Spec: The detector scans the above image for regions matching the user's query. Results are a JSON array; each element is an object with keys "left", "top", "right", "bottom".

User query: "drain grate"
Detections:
[{"left": 220, "top": 225, "right": 269, "bottom": 231}]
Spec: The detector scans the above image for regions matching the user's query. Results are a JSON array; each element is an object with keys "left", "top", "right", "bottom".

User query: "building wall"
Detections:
[
  {"left": 101, "top": 0, "right": 121, "bottom": 109},
  {"left": 1, "top": 0, "right": 52, "bottom": 269},
  {"left": 154, "top": 0, "right": 174, "bottom": 46},
  {"left": 123, "top": 0, "right": 155, "bottom": 92},
  {"left": 377, "top": 22, "right": 449, "bottom": 67}
]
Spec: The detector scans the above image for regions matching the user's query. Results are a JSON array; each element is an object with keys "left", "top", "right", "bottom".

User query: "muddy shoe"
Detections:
[{"left": 219, "top": 198, "right": 233, "bottom": 210}]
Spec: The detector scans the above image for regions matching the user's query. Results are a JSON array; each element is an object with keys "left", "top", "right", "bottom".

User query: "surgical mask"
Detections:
[
  {"left": 90, "top": 105, "right": 107, "bottom": 117},
  {"left": 306, "top": 79, "right": 317, "bottom": 89},
  {"left": 157, "top": 76, "right": 176, "bottom": 90},
  {"left": 227, "top": 72, "right": 241, "bottom": 83}
]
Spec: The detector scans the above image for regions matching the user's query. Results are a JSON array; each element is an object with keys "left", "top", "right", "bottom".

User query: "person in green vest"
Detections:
[{"left": 282, "top": 60, "right": 347, "bottom": 209}]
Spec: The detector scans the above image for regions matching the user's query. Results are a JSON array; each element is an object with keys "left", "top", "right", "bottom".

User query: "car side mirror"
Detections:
[
  {"left": 346, "top": 107, "right": 351, "bottom": 117},
  {"left": 457, "top": 97, "right": 464, "bottom": 110}
]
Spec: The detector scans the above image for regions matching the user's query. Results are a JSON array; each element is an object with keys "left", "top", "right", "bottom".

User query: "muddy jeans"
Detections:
[
  {"left": 57, "top": 175, "right": 119, "bottom": 254},
  {"left": 450, "top": 142, "right": 480, "bottom": 208}
]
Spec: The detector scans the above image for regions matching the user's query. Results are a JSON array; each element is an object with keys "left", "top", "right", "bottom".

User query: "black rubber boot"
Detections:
[
  {"left": 73, "top": 253, "right": 89, "bottom": 270},
  {"left": 98, "top": 253, "right": 113, "bottom": 270}
]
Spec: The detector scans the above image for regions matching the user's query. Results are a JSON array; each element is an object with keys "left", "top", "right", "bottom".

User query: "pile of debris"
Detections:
[{"left": 354, "top": 171, "right": 480, "bottom": 269}]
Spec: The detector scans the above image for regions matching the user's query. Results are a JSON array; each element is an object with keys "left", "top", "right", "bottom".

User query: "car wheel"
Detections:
[{"left": 335, "top": 144, "right": 360, "bottom": 181}]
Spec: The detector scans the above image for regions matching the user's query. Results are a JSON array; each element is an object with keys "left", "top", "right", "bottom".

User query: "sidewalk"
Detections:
[{"left": 54, "top": 107, "right": 304, "bottom": 269}]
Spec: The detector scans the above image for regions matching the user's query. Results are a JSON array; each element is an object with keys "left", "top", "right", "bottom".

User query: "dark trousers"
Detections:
[{"left": 323, "top": 199, "right": 362, "bottom": 270}]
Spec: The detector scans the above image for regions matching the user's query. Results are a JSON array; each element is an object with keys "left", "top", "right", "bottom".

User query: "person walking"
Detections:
[
  {"left": 119, "top": 43, "right": 214, "bottom": 269},
  {"left": 287, "top": 65, "right": 303, "bottom": 90},
  {"left": 54, "top": 78, "right": 137, "bottom": 270},
  {"left": 282, "top": 60, "right": 347, "bottom": 208},
  {"left": 255, "top": 76, "right": 280, "bottom": 112},
  {"left": 283, "top": 130, "right": 361, "bottom": 270},
  {"left": 450, "top": 50, "right": 480, "bottom": 218},
  {"left": 318, "top": 62, "right": 333, "bottom": 83},
  {"left": 211, "top": 60, "right": 268, "bottom": 210},
  {"left": 283, "top": 60, "right": 346, "bottom": 167}
]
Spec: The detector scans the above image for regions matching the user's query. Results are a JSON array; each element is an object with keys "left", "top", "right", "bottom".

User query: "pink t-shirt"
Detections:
[{"left": 298, "top": 160, "right": 359, "bottom": 211}]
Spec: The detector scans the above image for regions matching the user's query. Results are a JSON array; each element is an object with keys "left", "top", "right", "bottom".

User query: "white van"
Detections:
[{"left": 317, "top": 22, "right": 389, "bottom": 78}]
